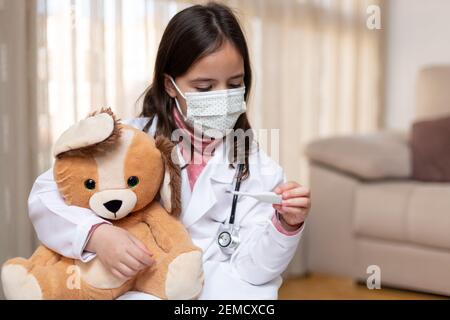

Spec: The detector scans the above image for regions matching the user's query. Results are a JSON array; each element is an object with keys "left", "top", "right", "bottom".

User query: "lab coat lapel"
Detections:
[{"left": 181, "top": 142, "right": 235, "bottom": 228}]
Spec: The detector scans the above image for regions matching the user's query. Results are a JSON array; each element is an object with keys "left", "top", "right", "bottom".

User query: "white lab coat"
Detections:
[{"left": 28, "top": 117, "right": 304, "bottom": 300}]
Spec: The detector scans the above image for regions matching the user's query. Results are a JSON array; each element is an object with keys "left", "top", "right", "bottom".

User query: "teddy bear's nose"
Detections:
[{"left": 103, "top": 200, "right": 123, "bottom": 214}]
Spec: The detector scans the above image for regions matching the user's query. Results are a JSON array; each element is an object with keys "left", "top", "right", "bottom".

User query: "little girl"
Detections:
[{"left": 29, "top": 2, "right": 311, "bottom": 299}]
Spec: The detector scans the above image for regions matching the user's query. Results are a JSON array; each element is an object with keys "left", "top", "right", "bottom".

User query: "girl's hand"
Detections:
[
  {"left": 273, "top": 181, "right": 311, "bottom": 232},
  {"left": 85, "top": 224, "right": 155, "bottom": 281}
]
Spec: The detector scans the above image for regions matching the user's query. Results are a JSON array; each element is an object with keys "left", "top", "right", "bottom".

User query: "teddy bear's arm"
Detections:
[{"left": 143, "top": 202, "right": 196, "bottom": 253}]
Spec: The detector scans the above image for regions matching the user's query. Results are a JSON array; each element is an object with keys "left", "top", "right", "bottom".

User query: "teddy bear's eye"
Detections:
[
  {"left": 84, "top": 179, "right": 96, "bottom": 190},
  {"left": 127, "top": 176, "right": 139, "bottom": 188}
]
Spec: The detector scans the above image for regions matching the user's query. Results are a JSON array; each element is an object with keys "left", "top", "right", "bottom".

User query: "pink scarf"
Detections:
[{"left": 173, "top": 108, "right": 220, "bottom": 190}]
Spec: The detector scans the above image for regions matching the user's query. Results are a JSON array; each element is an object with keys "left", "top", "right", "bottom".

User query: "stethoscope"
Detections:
[{"left": 216, "top": 163, "right": 245, "bottom": 255}]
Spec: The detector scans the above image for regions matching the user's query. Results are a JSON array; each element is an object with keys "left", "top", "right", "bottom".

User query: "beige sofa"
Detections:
[{"left": 304, "top": 66, "right": 450, "bottom": 296}]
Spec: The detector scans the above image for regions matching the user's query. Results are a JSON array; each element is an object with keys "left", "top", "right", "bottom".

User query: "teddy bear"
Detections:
[{"left": 1, "top": 108, "right": 204, "bottom": 300}]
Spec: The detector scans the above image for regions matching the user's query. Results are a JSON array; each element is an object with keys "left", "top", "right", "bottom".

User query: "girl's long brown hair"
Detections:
[{"left": 140, "top": 2, "right": 253, "bottom": 179}]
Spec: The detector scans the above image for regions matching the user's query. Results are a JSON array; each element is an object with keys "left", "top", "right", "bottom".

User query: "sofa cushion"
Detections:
[
  {"left": 415, "top": 66, "right": 450, "bottom": 121},
  {"left": 305, "top": 131, "right": 411, "bottom": 180},
  {"left": 354, "top": 182, "right": 450, "bottom": 251},
  {"left": 353, "top": 182, "right": 416, "bottom": 243},
  {"left": 411, "top": 115, "right": 450, "bottom": 182}
]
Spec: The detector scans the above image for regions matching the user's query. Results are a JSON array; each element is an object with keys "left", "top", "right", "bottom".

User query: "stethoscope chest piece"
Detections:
[
  {"left": 217, "top": 224, "right": 240, "bottom": 255},
  {"left": 218, "top": 230, "right": 232, "bottom": 247}
]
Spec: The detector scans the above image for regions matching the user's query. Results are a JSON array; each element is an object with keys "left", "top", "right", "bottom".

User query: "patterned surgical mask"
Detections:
[{"left": 170, "top": 77, "right": 246, "bottom": 133}]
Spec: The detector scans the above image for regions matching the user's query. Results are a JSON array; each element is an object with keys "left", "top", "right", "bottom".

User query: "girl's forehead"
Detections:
[{"left": 186, "top": 41, "right": 244, "bottom": 80}]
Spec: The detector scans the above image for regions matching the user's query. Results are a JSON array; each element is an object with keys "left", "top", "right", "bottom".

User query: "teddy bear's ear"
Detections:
[
  {"left": 53, "top": 108, "right": 121, "bottom": 158},
  {"left": 155, "top": 135, "right": 182, "bottom": 217}
]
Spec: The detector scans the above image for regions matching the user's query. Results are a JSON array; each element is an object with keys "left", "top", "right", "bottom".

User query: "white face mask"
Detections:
[{"left": 170, "top": 77, "right": 246, "bottom": 133}]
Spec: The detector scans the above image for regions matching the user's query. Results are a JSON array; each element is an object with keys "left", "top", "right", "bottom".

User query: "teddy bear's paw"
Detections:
[
  {"left": 165, "top": 251, "right": 204, "bottom": 300},
  {"left": 1, "top": 264, "right": 43, "bottom": 300}
]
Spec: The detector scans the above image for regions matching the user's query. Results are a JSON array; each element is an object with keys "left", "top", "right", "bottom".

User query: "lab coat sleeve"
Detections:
[
  {"left": 230, "top": 165, "right": 304, "bottom": 286},
  {"left": 29, "top": 169, "right": 111, "bottom": 262}
]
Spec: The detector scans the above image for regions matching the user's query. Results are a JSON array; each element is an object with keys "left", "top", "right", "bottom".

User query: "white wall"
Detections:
[{"left": 385, "top": 0, "right": 450, "bottom": 130}]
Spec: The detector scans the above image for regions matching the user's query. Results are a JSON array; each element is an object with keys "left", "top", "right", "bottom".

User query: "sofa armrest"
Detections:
[{"left": 305, "top": 131, "right": 412, "bottom": 180}]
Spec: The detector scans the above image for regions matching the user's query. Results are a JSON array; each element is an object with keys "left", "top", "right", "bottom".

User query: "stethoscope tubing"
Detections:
[{"left": 229, "top": 163, "right": 245, "bottom": 225}]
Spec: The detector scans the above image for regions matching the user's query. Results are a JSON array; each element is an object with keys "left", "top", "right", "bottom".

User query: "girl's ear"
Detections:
[
  {"left": 155, "top": 135, "right": 182, "bottom": 217},
  {"left": 163, "top": 74, "right": 177, "bottom": 98}
]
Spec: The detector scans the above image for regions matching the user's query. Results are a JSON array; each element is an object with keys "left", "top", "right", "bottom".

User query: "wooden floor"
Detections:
[{"left": 278, "top": 273, "right": 447, "bottom": 300}]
